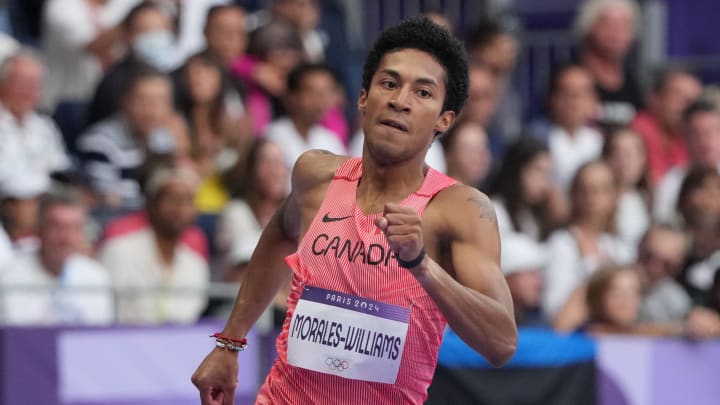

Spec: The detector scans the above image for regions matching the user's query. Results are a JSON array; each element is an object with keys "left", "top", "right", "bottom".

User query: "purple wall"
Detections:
[{"left": 3, "top": 325, "right": 720, "bottom": 405}]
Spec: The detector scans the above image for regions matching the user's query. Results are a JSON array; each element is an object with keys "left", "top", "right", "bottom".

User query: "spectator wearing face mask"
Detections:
[{"left": 87, "top": 1, "right": 177, "bottom": 125}]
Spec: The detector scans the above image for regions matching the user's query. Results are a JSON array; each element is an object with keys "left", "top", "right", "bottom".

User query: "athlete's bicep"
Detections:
[{"left": 445, "top": 188, "right": 513, "bottom": 310}]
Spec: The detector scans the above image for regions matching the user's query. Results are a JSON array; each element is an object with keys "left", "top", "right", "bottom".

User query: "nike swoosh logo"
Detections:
[{"left": 322, "top": 213, "right": 353, "bottom": 223}]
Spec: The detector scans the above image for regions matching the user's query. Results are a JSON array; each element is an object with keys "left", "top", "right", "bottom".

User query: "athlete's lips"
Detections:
[{"left": 379, "top": 118, "right": 409, "bottom": 132}]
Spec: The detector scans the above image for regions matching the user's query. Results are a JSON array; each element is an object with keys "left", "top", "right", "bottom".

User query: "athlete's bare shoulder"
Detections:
[
  {"left": 292, "top": 149, "right": 350, "bottom": 196},
  {"left": 425, "top": 183, "right": 498, "bottom": 237}
]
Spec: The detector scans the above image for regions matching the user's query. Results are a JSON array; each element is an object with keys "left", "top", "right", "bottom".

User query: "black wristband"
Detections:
[{"left": 396, "top": 248, "right": 426, "bottom": 269}]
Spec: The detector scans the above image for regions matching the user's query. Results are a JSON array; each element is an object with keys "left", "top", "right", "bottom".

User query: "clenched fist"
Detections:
[
  {"left": 191, "top": 348, "right": 239, "bottom": 405},
  {"left": 374, "top": 203, "right": 425, "bottom": 268}
]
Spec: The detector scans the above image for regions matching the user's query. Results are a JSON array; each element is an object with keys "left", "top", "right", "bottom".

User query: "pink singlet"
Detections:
[{"left": 256, "top": 157, "right": 458, "bottom": 404}]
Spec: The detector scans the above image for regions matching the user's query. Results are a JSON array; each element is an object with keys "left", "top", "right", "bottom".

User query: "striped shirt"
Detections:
[
  {"left": 76, "top": 116, "right": 145, "bottom": 210},
  {"left": 256, "top": 157, "right": 458, "bottom": 404}
]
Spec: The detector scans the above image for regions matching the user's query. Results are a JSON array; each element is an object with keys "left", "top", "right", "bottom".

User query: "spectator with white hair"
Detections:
[
  {"left": 0, "top": 50, "right": 72, "bottom": 187},
  {"left": 575, "top": 0, "right": 643, "bottom": 127},
  {"left": 0, "top": 189, "right": 114, "bottom": 326}
]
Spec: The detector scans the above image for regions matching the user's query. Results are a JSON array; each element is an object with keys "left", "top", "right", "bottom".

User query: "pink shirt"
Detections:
[
  {"left": 631, "top": 111, "right": 689, "bottom": 185},
  {"left": 256, "top": 158, "right": 458, "bottom": 404},
  {"left": 231, "top": 56, "right": 348, "bottom": 142}
]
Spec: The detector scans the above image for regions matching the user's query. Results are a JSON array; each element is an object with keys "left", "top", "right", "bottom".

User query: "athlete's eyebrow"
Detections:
[{"left": 378, "top": 69, "right": 438, "bottom": 88}]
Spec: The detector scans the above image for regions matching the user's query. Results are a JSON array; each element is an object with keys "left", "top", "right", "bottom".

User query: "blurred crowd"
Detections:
[{"left": 0, "top": 0, "right": 719, "bottom": 341}]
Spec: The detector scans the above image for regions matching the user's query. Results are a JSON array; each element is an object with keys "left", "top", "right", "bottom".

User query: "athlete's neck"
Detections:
[{"left": 357, "top": 154, "right": 427, "bottom": 213}]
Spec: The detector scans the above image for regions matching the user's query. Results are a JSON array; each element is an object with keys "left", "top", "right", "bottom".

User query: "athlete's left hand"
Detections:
[{"left": 375, "top": 203, "right": 424, "bottom": 266}]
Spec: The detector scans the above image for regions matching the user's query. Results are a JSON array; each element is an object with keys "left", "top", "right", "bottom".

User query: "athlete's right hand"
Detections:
[{"left": 191, "top": 348, "right": 240, "bottom": 405}]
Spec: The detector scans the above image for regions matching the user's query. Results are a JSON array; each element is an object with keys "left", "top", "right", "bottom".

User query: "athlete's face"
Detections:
[{"left": 359, "top": 49, "right": 455, "bottom": 164}]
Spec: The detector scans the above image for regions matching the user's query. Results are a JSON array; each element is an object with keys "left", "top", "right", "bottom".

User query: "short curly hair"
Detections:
[{"left": 362, "top": 16, "right": 469, "bottom": 114}]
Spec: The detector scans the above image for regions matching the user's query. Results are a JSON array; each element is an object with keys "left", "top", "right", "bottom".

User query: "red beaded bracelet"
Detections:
[{"left": 210, "top": 332, "right": 248, "bottom": 345}]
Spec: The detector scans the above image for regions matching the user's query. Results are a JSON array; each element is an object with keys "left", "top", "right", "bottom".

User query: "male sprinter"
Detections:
[{"left": 192, "top": 17, "right": 517, "bottom": 404}]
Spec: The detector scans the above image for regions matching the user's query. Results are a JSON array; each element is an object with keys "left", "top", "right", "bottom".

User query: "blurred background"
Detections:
[{"left": 0, "top": 0, "right": 719, "bottom": 404}]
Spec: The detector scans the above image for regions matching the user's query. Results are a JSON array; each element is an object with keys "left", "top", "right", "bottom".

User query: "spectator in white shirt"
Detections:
[
  {"left": 0, "top": 50, "right": 71, "bottom": 186},
  {"left": 265, "top": 63, "right": 346, "bottom": 169},
  {"left": 534, "top": 63, "right": 603, "bottom": 189},
  {"left": 40, "top": 0, "right": 130, "bottom": 111},
  {"left": 544, "top": 160, "right": 633, "bottom": 331},
  {"left": 602, "top": 126, "right": 651, "bottom": 251},
  {"left": 217, "top": 138, "right": 289, "bottom": 280},
  {"left": 99, "top": 163, "right": 209, "bottom": 324},
  {"left": 491, "top": 137, "right": 568, "bottom": 243},
  {"left": 0, "top": 189, "right": 114, "bottom": 326}
]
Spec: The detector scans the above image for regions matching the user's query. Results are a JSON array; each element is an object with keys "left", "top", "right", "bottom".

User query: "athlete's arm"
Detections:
[
  {"left": 377, "top": 185, "right": 517, "bottom": 367},
  {"left": 191, "top": 184, "right": 299, "bottom": 405},
  {"left": 219, "top": 150, "right": 347, "bottom": 336},
  {"left": 192, "top": 150, "right": 343, "bottom": 404}
]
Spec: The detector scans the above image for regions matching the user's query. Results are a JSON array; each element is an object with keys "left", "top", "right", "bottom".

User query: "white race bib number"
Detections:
[{"left": 287, "top": 286, "right": 411, "bottom": 384}]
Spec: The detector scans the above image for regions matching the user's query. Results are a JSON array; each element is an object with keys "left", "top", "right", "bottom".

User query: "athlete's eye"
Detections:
[
  {"left": 381, "top": 80, "right": 397, "bottom": 89},
  {"left": 417, "top": 89, "right": 432, "bottom": 98}
]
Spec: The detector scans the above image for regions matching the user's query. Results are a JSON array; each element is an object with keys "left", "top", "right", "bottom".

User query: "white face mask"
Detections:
[{"left": 132, "top": 29, "right": 176, "bottom": 71}]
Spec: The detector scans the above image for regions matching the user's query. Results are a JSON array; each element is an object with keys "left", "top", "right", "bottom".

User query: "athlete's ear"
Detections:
[
  {"left": 358, "top": 89, "right": 368, "bottom": 115},
  {"left": 434, "top": 110, "right": 455, "bottom": 134}
]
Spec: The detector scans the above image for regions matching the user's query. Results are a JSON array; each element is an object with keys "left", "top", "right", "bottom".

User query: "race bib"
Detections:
[{"left": 286, "top": 286, "right": 411, "bottom": 384}]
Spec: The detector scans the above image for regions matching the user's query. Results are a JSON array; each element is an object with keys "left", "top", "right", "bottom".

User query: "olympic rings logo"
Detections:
[{"left": 326, "top": 357, "right": 350, "bottom": 372}]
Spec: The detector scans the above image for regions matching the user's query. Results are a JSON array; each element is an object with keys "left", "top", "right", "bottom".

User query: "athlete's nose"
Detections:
[{"left": 388, "top": 86, "right": 411, "bottom": 112}]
